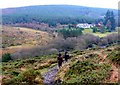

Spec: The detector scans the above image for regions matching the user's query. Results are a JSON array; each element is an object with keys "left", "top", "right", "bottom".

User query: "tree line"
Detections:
[
  {"left": 2, "top": 15, "right": 96, "bottom": 27},
  {"left": 2, "top": 10, "right": 117, "bottom": 33}
]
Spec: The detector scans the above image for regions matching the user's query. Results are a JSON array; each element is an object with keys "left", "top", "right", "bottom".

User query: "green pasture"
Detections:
[{"left": 82, "top": 28, "right": 118, "bottom": 37}]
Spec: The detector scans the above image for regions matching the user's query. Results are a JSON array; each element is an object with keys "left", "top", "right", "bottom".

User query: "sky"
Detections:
[{"left": 0, "top": 0, "right": 120, "bottom": 9}]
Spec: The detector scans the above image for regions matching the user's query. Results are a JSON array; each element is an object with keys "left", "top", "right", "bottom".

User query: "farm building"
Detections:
[{"left": 76, "top": 23, "right": 95, "bottom": 28}]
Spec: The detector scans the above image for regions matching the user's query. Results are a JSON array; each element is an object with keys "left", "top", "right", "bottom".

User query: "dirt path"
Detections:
[
  {"left": 42, "top": 65, "right": 58, "bottom": 85},
  {"left": 95, "top": 50, "right": 119, "bottom": 83},
  {"left": 110, "top": 64, "right": 118, "bottom": 83}
]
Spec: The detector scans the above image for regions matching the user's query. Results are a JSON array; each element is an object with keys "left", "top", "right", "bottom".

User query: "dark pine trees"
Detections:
[{"left": 104, "top": 10, "right": 116, "bottom": 31}]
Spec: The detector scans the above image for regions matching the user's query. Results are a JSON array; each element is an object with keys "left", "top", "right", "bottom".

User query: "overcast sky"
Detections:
[{"left": 0, "top": 0, "right": 119, "bottom": 9}]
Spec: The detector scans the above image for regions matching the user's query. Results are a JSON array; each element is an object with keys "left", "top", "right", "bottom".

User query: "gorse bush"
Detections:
[
  {"left": 107, "top": 47, "right": 120, "bottom": 65},
  {"left": 2, "top": 68, "right": 43, "bottom": 85},
  {"left": 2, "top": 53, "right": 12, "bottom": 62},
  {"left": 2, "top": 54, "right": 57, "bottom": 85},
  {"left": 64, "top": 60, "right": 111, "bottom": 83}
]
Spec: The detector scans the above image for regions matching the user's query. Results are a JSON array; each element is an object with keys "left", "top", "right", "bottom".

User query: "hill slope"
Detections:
[
  {"left": 55, "top": 45, "right": 119, "bottom": 83},
  {"left": 2, "top": 5, "right": 118, "bottom": 25},
  {"left": 2, "top": 26, "right": 54, "bottom": 54},
  {"left": 1, "top": 45, "right": 119, "bottom": 84},
  {"left": 2, "top": 5, "right": 117, "bottom": 16}
]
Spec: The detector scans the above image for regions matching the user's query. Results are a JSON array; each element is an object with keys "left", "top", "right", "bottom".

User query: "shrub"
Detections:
[
  {"left": 104, "top": 33, "right": 118, "bottom": 44},
  {"left": 84, "top": 53, "right": 98, "bottom": 59},
  {"left": 11, "top": 45, "right": 58, "bottom": 60},
  {"left": 64, "top": 61, "right": 111, "bottom": 83},
  {"left": 2, "top": 69, "right": 43, "bottom": 85},
  {"left": 92, "top": 27, "right": 98, "bottom": 33},
  {"left": 107, "top": 48, "right": 120, "bottom": 65},
  {"left": 2, "top": 53, "right": 12, "bottom": 62},
  {"left": 71, "top": 50, "right": 85, "bottom": 55}
]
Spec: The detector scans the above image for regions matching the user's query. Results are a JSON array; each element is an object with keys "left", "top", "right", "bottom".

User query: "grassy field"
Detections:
[
  {"left": 92, "top": 32, "right": 118, "bottom": 37},
  {"left": 82, "top": 28, "right": 93, "bottom": 33},
  {"left": 82, "top": 28, "right": 118, "bottom": 37}
]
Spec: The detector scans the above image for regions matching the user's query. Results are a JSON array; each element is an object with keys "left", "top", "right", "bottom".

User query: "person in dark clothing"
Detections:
[
  {"left": 57, "top": 53, "right": 63, "bottom": 68},
  {"left": 64, "top": 51, "right": 69, "bottom": 62}
]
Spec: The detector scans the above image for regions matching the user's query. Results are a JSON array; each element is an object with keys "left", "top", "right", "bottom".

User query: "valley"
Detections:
[{"left": 1, "top": 4, "right": 119, "bottom": 85}]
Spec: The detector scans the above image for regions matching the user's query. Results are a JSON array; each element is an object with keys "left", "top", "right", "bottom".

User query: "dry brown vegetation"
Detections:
[
  {"left": 2, "top": 26, "right": 53, "bottom": 47},
  {"left": 1, "top": 26, "right": 54, "bottom": 55},
  {"left": 1, "top": 26, "right": 118, "bottom": 60}
]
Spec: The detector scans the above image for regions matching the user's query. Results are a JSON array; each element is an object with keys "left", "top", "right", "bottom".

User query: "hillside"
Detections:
[
  {"left": 55, "top": 44, "right": 119, "bottom": 84},
  {"left": 2, "top": 26, "right": 54, "bottom": 54},
  {"left": 1, "top": 44, "right": 119, "bottom": 84},
  {"left": 2, "top": 5, "right": 118, "bottom": 26},
  {"left": 2, "top": 5, "right": 117, "bottom": 17}
]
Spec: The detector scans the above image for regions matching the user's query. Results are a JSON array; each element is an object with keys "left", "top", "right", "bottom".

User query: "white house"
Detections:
[{"left": 76, "top": 23, "right": 95, "bottom": 28}]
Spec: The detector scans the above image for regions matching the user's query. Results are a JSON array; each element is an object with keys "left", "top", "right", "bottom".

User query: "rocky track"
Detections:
[{"left": 42, "top": 65, "right": 58, "bottom": 85}]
